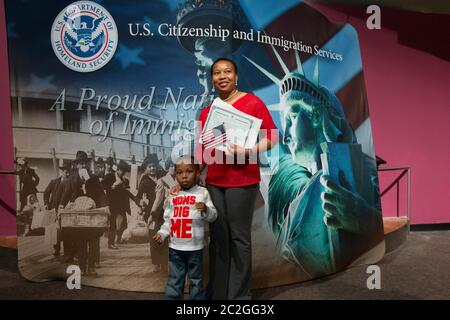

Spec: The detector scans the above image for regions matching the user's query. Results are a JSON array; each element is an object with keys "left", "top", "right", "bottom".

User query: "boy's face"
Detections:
[{"left": 175, "top": 162, "right": 198, "bottom": 190}]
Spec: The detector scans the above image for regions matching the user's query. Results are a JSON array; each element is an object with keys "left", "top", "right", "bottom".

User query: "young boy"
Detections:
[{"left": 153, "top": 155, "right": 217, "bottom": 300}]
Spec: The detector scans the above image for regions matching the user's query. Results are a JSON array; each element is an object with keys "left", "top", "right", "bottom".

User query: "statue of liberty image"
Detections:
[
  {"left": 245, "top": 44, "right": 384, "bottom": 277},
  {"left": 174, "top": 0, "right": 250, "bottom": 156},
  {"left": 176, "top": 0, "right": 250, "bottom": 115}
]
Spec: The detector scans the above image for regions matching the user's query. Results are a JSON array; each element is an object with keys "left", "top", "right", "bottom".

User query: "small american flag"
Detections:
[{"left": 199, "top": 123, "right": 228, "bottom": 149}]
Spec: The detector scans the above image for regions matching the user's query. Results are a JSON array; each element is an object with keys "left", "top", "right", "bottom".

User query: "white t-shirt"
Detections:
[{"left": 157, "top": 184, "right": 217, "bottom": 251}]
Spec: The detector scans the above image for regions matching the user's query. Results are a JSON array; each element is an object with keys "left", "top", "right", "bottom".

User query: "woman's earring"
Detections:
[
  {"left": 211, "top": 86, "right": 215, "bottom": 92},
  {"left": 235, "top": 81, "right": 238, "bottom": 87}
]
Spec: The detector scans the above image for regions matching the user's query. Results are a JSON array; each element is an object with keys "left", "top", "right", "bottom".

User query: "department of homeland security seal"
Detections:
[{"left": 51, "top": 1, "right": 118, "bottom": 72}]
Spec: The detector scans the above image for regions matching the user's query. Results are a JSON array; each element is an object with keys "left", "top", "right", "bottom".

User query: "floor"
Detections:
[{"left": 1, "top": 230, "right": 449, "bottom": 300}]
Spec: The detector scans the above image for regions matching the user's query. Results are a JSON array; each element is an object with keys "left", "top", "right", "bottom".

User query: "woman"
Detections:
[{"left": 174, "top": 57, "right": 278, "bottom": 299}]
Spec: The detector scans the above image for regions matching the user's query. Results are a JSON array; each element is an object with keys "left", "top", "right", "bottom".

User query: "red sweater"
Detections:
[{"left": 196, "top": 93, "right": 278, "bottom": 187}]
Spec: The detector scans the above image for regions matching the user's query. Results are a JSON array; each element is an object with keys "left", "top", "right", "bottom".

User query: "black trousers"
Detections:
[
  {"left": 77, "top": 239, "right": 98, "bottom": 271},
  {"left": 206, "top": 183, "right": 259, "bottom": 300},
  {"left": 69, "top": 229, "right": 102, "bottom": 272},
  {"left": 61, "top": 229, "right": 76, "bottom": 257}
]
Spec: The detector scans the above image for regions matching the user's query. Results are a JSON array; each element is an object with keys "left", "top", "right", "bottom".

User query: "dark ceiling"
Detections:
[
  {"left": 311, "top": 0, "right": 450, "bottom": 61},
  {"left": 314, "top": 0, "right": 450, "bottom": 14}
]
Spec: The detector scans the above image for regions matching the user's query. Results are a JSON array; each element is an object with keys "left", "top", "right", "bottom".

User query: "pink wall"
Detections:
[
  {"left": 310, "top": 3, "right": 450, "bottom": 224},
  {"left": 0, "top": 0, "right": 16, "bottom": 236},
  {"left": 362, "top": 26, "right": 450, "bottom": 224},
  {"left": 1, "top": 3, "right": 449, "bottom": 234}
]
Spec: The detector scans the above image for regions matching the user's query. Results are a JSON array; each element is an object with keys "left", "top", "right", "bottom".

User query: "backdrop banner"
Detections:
[{"left": 6, "top": 0, "right": 385, "bottom": 292}]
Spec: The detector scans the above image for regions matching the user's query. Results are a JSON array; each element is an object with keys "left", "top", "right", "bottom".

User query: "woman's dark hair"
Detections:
[{"left": 210, "top": 57, "right": 238, "bottom": 76}]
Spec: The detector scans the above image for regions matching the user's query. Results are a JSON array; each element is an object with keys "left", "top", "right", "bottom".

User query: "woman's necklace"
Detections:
[{"left": 223, "top": 89, "right": 239, "bottom": 102}]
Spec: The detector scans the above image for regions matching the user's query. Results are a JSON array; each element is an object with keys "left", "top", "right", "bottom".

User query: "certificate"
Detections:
[{"left": 200, "top": 98, "right": 262, "bottom": 152}]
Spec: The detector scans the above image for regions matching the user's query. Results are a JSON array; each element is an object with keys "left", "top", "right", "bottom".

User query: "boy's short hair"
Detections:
[{"left": 175, "top": 155, "right": 200, "bottom": 170}]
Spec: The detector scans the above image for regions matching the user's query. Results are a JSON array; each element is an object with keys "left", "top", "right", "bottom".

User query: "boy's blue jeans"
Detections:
[{"left": 165, "top": 248, "right": 205, "bottom": 300}]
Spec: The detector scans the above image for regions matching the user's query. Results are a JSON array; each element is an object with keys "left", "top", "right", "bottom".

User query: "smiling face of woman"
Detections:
[{"left": 211, "top": 60, "right": 238, "bottom": 97}]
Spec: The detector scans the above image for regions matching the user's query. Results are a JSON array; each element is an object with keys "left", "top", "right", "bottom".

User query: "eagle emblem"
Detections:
[
  {"left": 51, "top": 1, "right": 118, "bottom": 72},
  {"left": 63, "top": 15, "right": 105, "bottom": 57}
]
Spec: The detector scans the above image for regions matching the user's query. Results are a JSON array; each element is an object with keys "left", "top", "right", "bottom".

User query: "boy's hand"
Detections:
[
  {"left": 195, "top": 202, "right": 207, "bottom": 216},
  {"left": 169, "top": 184, "right": 181, "bottom": 196},
  {"left": 153, "top": 233, "right": 163, "bottom": 244}
]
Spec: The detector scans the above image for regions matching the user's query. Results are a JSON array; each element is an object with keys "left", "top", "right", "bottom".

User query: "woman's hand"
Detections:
[{"left": 226, "top": 143, "right": 250, "bottom": 158}]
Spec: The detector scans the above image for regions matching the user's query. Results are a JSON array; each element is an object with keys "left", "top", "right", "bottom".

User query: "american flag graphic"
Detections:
[{"left": 199, "top": 123, "right": 228, "bottom": 149}]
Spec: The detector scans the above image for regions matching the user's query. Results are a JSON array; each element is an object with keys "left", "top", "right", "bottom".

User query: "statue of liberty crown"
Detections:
[
  {"left": 176, "top": 0, "right": 250, "bottom": 52},
  {"left": 244, "top": 37, "right": 343, "bottom": 116},
  {"left": 177, "top": 0, "right": 233, "bottom": 22}
]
